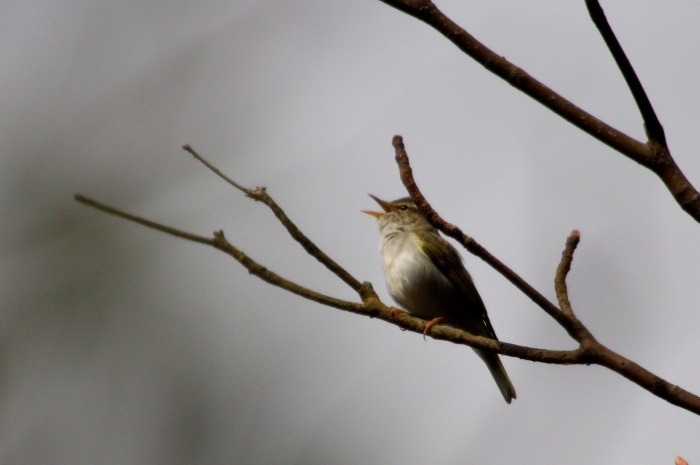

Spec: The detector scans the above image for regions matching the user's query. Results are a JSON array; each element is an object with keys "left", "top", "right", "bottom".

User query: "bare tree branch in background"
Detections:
[
  {"left": 76, "top": 0, "right": 700, "bottom": 419},
  {"left": 379, "top": 0, "right": 700, "bottom": 220}
]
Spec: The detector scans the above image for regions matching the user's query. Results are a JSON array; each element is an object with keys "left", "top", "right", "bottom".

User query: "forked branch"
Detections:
[
  {"left": 391, "top": 135, "right": 700, "bottom": 415},
  {"left": 181, "top": 145, "right": 376, "bottom": 302},
  {"left": 378, "top": 0, "right": 700, "bottom": 221}
]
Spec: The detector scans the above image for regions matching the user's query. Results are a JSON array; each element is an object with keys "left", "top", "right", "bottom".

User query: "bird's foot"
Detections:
[
  {"left": 422, "top": 316, "right": 446, "bottom": 340},
  {"left": 388, "top": 306, "right": 406, "bottom": 319}
]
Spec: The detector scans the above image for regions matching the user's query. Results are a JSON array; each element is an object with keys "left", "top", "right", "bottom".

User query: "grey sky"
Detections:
[{"left": 1, "top": 1, "right": 699, "bottom": 464}]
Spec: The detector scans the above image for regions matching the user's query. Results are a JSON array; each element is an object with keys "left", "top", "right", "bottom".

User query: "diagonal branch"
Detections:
[
  {"left": 75, "top": 194, "right": 213, "bottom": 246},
  {"left": 74, "top": 194, "right": 360, "bottom": 312},
  {"left": 182, "top": 144, "right": 378, "bottom": 303},
  {"left": 379, "top": 0, "right": 650, "bottom": 164},
  {"left": 378, "top": 0, "right": 700, "bottom": 222},
  {"left": 585, "top": 0, "right": 666, "bottom": 147}
]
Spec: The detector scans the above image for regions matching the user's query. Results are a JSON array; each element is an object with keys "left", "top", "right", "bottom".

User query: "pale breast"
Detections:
[{"left": 381, "top": 233, "right": 460, "bottom": 319}]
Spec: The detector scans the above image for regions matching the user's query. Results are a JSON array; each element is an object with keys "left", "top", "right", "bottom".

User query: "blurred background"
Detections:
[{"left": 1, "top": 1, "right": 699, "bottom": 464}]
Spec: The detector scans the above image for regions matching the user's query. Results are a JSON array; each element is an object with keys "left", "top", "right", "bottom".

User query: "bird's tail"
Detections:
[{"left": 475, "top": 349, "right": 517, "bottom": 404}]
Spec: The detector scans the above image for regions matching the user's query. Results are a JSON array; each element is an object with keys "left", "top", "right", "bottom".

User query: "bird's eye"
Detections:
[{"left": 398, "top": 204, "right": 409, "bottom": 212}]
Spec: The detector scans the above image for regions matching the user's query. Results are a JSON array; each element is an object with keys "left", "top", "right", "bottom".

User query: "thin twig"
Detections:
[
  {"left": 183, "top": 144, "right": 250, "bottom": 193},
  {"left": 75, "top": 194, "right": 360, "bottom": 312},
  {"left": 585, "top": 0, "right": 666, "bottom": 146},
  {"left": 75, "top": 194, "right": 213, "bottom": 246},
  {"left": 212, "top": 230, "right": 367, "bottom": 312},
  {"left": 554, "top": 230, "right": 580, "bottom": 317},
  {"left": 182, "top": 145, "right": 377, "bottom": 302}
]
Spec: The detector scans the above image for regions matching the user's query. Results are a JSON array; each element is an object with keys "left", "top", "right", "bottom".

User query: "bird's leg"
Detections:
[{"left": 422, "top": 316, "right": 446, "bottom": 340}]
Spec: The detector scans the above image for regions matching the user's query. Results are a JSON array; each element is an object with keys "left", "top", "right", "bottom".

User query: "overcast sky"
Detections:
[{"left": 1, "top": 1, "right": 699, "bottom": 464}]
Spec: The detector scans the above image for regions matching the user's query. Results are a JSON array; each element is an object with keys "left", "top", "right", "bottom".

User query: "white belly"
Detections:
[{"left": 381, "top": 233, "right": 459, "bottom": 319}]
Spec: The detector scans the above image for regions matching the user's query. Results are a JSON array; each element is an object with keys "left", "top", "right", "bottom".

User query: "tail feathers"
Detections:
[{"left": 475, "top": 349, "right": 517, "bottom": 404}]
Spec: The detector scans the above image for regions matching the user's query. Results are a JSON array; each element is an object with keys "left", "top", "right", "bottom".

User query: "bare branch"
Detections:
[
  {"left": 590, "top": 343, "right": 700, "bottom": 414},
  {"left": 75, "top": 195, "right": 361, "bottom": 312},
  {"left": 378, "top": 0, "right": 650, "bottom": 163},
  {"left": 585, "top": 0, "right": 666, "bottom": 146},
  {"left": 183, "top": 144, "right": 250, "bottom": 193},
  {"left": 424, "top": 324, "right": 584, "bottom": 364},
  {"left": 378, "top": 0, "right": 700, "bottom": 222},
  {"left": 211, "top": 230, "right": 367, "bottom": 311},
  {"left": 75, "top": 194, "right": 213, "bottom": 246},
  {"left": 554, "top": 230, "right": 580, "bottom": 317},
  {"left": 183, "top": 145, "right": 377, "bottom": 303}
]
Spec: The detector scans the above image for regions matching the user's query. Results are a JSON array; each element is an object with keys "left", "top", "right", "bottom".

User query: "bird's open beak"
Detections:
[{"left": 361, "top": 194, "right": 391, "bottom": 218}]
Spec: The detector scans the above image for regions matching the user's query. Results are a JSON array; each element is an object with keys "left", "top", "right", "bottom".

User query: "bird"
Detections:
[{"left": 363, "top": 195, "right": 516, "bottom": 403}]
